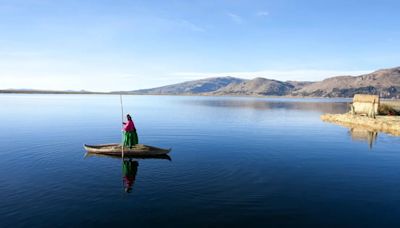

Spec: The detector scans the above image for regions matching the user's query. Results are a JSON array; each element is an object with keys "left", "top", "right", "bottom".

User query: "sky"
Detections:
[{"left": 0, "top": 0, "right": 399, "bottom": 91}]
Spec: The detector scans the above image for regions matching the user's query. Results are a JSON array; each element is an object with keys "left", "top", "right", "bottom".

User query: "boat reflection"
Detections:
[
  {"left": 123, "top": 159, "right": 138, "bottom": 193},
  {"left": 84, "top": 153, "right": 171, "bottom": 193},
  {"left": 348, "top": 127, "right": 378, "bottom": 149}
]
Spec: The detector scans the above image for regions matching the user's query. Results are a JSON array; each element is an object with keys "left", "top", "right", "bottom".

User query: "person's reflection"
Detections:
[
  {"left": 122, "top": 159, "right": 139, "bottom": 193},
  {"left": 367, "top": 131, "right": 378, "bottom": 149},
  {"left": 349, "top": 128, "right": 378, "bottom": 149}
]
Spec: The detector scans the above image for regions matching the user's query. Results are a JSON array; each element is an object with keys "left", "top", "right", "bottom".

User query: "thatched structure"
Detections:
[
  {"left": 353, "top": 94, "right": 380, "bottom": 104},
  {"left": 350, "top": 94, "right": 380, "bottom": 117}
]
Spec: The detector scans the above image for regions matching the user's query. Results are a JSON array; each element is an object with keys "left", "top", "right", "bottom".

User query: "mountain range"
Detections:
[
  {"left": 127, "top": 66, "right": 400, "bottom": 98},
  {"left": 2, "top": 66, "right": 399, "bottom": 98}
]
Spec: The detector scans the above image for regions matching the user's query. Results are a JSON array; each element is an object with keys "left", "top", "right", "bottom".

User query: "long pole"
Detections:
[{"left": 120, "top": 94, "right": 124, "bottom": 158}]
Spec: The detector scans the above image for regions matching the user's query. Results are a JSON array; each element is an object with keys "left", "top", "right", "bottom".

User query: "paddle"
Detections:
[{"left": 120, "top": 94, "right": 124, "bottom": 158}]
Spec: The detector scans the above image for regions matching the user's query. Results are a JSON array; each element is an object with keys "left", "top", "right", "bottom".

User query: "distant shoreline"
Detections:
[
  {"left": 3, "top": 66, "right": 400, "bottom": 99},
  {"left": 0, "top": 90, "right": 346, "bottom": 98},
  {"left": 2, "top": 90, "right": 400, "bottom": 101},
  {"left": 0, "top": 90, "right": 107, "bottom": 95}
]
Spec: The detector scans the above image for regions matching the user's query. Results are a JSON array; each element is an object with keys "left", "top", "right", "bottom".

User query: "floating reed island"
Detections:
[{"left": 321, "top": 94, "right": 400, "bottom": 136}]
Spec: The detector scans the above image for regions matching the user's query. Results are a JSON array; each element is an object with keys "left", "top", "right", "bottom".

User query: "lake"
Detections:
[{"left": 1, "top": 94, "right": 400, "bottom": 227}]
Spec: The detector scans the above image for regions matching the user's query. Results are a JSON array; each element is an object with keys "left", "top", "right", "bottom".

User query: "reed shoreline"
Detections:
[{"left": 321, "top": 113, "right": 400, "bottom": 136}]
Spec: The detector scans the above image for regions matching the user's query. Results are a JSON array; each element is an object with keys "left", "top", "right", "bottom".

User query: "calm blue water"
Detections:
[{"left": 1, "top": 94, "right": 400, "bottom": 227}]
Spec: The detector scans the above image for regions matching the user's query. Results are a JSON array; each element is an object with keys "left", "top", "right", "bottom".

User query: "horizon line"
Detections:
[{"left": 2, "top": 66, "right": 397, "bottom": 92}]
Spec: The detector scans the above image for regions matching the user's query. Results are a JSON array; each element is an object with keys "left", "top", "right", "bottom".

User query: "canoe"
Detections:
[
  {"left": 83, "top": 144, "right": 171, "bottom": 156},
  {"left": 84, "top": 152, "right": 171, "bottom": 160}
]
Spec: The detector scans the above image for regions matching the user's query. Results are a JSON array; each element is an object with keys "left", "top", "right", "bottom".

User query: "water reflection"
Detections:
[
  {"left": 185, "top": 99, "right": 349, "bottom": 113},
  {"left": 123, "top": 159, "right": 138, "bottom": 193},
  {"left": 349, "top": 128, "right": 378, "bottom": 149},
  {"left": 84, "top": 153, "right": 171, "bottom": 193}
]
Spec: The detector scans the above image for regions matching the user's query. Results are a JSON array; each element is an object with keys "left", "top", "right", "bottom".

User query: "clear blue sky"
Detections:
[{"left": 1, "top": 0, "right": 399, "bottom": 91}]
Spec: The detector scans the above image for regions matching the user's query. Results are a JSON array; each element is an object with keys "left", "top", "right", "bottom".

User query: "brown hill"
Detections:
[
  {"left": 125, "top": 76, "right": 244, "bottom": 95},
  {"left": 116, "top": 66, "right": 400, "bottom": 98},
  {"left": 210, "top": 78, "right": 294, "bottom": 96},
  {"left": 293, "top": 67, "right": 400, "bottom": 98}
]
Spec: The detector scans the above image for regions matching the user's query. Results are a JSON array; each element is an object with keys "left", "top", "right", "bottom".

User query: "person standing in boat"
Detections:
[{"left": 122, "top": 114, "right": 139, "bottom": 148}]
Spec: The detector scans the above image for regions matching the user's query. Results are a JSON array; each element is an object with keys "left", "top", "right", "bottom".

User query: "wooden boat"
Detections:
[{"left": 83, "top": 144, "right": 171, "bottom": 157}]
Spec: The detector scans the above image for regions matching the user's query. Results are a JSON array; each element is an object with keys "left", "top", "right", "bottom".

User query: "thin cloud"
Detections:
[
  {"left": 178, "top": 19, "right": 206, "bottom": 32},
  {"left": 256, "top": 11, "right": 269, "bottom": 17},
  {"left": 226, "top": 12, "right": 244, "bottom": 24}
]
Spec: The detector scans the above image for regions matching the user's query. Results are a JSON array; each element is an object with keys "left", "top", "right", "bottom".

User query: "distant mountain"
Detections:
[
  {"left": 293, "top": 67, "right": 400, "bottom": 98},
  {"left": 209, "top": 78, "right": 294, "bottom": 96},
  {"left": 127, "top": 67, "right": 400, "bottom": 98},
  {"left": 286, "top": 81, "right": 314, "bottom": 90},
  {"left": 3, "top": 66, "right": 400, "bottom": 98},
  {"left": 123, "top": 77, "right": 308, "bottom": 96},
  {"left": 127, "top": 76, "right": 244, "bottom": 95}
]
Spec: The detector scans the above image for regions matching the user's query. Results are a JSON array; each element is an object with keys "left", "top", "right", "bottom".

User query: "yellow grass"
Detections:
[{"left": 321, "top": 113, "right": 400, "bottom": 136}]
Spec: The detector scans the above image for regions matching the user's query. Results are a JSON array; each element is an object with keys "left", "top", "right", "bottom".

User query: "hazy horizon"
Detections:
[
  {"left": 0, "top": 67, "right": 393, "bottom": 92},
  {"left": 1, "top": 0, "right": 399, "bottom": 91}
]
